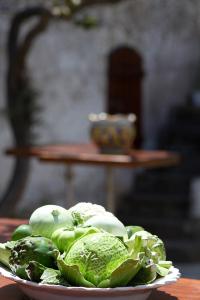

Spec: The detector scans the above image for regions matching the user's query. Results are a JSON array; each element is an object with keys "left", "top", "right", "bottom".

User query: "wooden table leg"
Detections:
[
  {"left": 65, "top": 165, "right": 76, "bottom": 208},
  {"left": 106, "top": 166, "right": 115, "bottom": 213}
]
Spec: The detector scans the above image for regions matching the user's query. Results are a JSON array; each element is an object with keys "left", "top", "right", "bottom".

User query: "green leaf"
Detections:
[
  {"left": 98, "top": 259, "right": 141, "bottom": 288},
  {"left": 25, "top": 261, "right": 46, "bottom": 282},
  {"left": 40, "top": 268, "right": 70, "bottom": 286},
  {"left": 57, "top": 256, "right": 95, "bottom": 287},
  {"left": 126, "top": 226, "right": 144, "bottom": 239},
  {"left": 158, "top": 260, "right": 172, "bottom": 269},
  {"left": 97, "top": 279, "right": 110, "bottom": 288},
  {"left": 75, "top": 226, "right": 100, "bottom": 240},
  {"left": 156, "top": 261, "right": 172, "bottom": 277},
  {"left": 15, "top": 266, "right": 29, "bottom": 279},
  {"left": 126, "top": 230, "right": 167, "bottom": 264},
  {"left": 126, "top": 235, "right": 143, "bottom": 258},
  {"left": 0, "top": 241, "right": 15, "bottom": 269},
  {"left": 152, "top": 240, "right": 166, "bottom": 261},
  {"left": 131, "top": 263, "right": 157, "bottom": 285},
  {"left": 72, "top": 212, "right": 84, "bottom": 226},
  {"left": 156, "top": 264, "right": 170, "bottom": 277},
  {"left": 110, "top": 259, "right": 141, "bottom": 287}
]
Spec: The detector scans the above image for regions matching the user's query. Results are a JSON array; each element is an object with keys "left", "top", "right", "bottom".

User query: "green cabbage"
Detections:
[
  {"left": 57, "top": 232, "right": 140, "bottom": 287},
  {"left": 124, "top": 230, "right": 172, "bottom": 283}
]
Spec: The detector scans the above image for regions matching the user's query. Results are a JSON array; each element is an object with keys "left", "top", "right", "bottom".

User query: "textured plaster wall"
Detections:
[{"left": 1, "top": 0, "right": 200, "bottom": 215}]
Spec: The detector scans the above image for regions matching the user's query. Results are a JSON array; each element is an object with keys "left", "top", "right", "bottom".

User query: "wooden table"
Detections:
[
  {"left": 0, "top": 218, "right": 199, "bottom": 300},
  {"left": 0, "top": 276, "right": 200, "bottom": 300},
  {"left": 6, "top": 143, "right": 180, "bottom": 212}
]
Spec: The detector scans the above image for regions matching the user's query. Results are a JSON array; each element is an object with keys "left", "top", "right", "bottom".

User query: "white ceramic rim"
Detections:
[
  {"left": 0, "top": 265, "right": 180, "bottom": 296},
  {"left": 88, "top": 113, "right": 137, "bottom": 122}
]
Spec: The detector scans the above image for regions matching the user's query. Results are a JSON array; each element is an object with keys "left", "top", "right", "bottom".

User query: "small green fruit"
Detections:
[{"left": 11, "top": 224, "right": 32, "bottom": 241}]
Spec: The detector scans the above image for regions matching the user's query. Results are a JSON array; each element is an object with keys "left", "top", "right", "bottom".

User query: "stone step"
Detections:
[
  {"left": 134, "top": 169, "right": 191, "bottom": 180},
  {"left": 119, "top": 194, "right": 189, "bottom": 218},
  {"left": 168, "top": 123, "right": 200, "bottom": 141},
  {"left": 123, "top": 193, "right": 189, "bottom": 203},
  {"left": 166, "top": 238, "right": 200, "bottom": 263},
  {"left": 133, "top": 176, "right": 190, "bottom": 194}
]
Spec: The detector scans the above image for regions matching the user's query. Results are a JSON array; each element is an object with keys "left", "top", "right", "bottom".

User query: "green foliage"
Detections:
[
  {"left": 0, "top": 202, "right": 174, "bottom": 287},
  {"left": 9, "top": 236, "right": 58, "bottom": 279},
  {"left": 0, "top": 241, "right": 16, "bottom": 269}
]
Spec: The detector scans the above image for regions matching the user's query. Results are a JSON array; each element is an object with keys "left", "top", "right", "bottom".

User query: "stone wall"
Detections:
[{"left": 1, "top": 0, "right": 200, "bottom": 215}]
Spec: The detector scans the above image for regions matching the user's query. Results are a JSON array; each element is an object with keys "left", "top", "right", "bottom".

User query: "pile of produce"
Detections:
[{"left": 0, "top": 202, "right": 173, "bottom": 288}]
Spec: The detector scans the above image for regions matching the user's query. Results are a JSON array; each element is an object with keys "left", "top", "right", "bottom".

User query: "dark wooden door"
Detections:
[{"left": 107, "top": 46, "right": 144, "bottom": 148}]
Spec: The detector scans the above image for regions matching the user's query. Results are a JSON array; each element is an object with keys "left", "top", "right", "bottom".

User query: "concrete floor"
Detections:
[{"left": 176, "top": 263, "right": 200, "bottom": 279}]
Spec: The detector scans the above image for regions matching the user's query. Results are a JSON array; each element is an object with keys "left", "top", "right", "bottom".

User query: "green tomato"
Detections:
[
  {"left": 51, "top": 226, "right": 100, "bottom": 252},
  {"left": 51, "top": 228, "right": 75, "bottom": 252},
  {"left": 11, "top": 224, "right": 32, "bottom": 241}
]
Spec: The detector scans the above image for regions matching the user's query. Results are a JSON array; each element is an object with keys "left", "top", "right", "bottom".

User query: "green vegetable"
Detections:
[
  {"left": 124, "top": 230, "right": 172, "bottom": 281},
  {"left": 51, "top": 226, "right": 100, "bottom": 252},
  {"left": 135, "top": 231, "right": 166, "bottom": 261},
  {"left": 69, "top": 202, "right": 106, "bottom": 225},
  {"left": 0, "top": 241, "right": 15, "bottom": 268},
  {"left": 84, "top": 212, "right": 127, "bottom": 238},
  {"left": 126, "top": 225, "right": 144, "bottom": 239},
  {"left": 0, "top": 202, "right": 174, "bottom": 287},
  {"left": 9, "top": 236, "right": 59, "bottom": 279},
  {"left": 25, "top": 261, "right": 47, "bottom": 282},
  {"left": 11, "top": 224, "right": 32, "bottom": 241},
  {"left": 25, "top": 260, "right": 71, "bottom": 285},
  {"left": 29, "top": 205, "right": 73, "bottom": 239},
  {"left": 125, "top": 230, "right": 166, "bottom": 261},
  {"left": 69, "top": 202, "right": 127, "bottom": 237},
  {"left": 40, "top": 268, "right": 70, "bottom": 286},
  {"left": 131, "top": 263, "right": 157, "bottom": 285},
  {"left": 57, "top": 232, "right": 140, "bottom": 287},
  {"left": 155, "top": 260, "right": 172, "bottom": 277}
]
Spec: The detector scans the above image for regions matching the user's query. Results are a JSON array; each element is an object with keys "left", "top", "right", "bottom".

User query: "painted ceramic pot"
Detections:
[{"left": 88, "top": 113, "right": 137, "bottom": 154}]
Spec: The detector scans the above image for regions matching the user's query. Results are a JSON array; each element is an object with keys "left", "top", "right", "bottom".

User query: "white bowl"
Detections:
[{"left": 0, "top": 265, "right": 180, "bottom": 300}]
